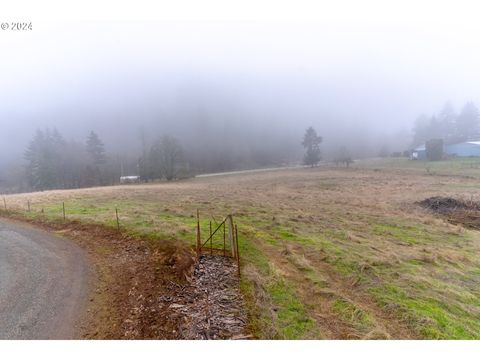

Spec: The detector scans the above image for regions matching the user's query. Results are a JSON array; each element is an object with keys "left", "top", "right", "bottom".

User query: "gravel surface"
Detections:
[{"left": 0, "top": 218, "right": 89, "bottom": 339}]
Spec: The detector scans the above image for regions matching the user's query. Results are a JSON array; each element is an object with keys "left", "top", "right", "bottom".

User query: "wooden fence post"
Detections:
[
  {"left": 3, "top": 196, "right": 6, "bottom": 211},
  {"left": 223, "top": 221, "right": 226, "bottom": 256},
  {"left": 62, "top": 202, "right": 66, "bottom": 221},
  {"left": 27, "top": 200, "right": 30, "bottom": 212}
]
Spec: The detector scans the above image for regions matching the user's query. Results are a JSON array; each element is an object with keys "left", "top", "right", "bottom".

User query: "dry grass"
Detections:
[{"left": 4, "top": 163, "right": 480, "bottom": 339}]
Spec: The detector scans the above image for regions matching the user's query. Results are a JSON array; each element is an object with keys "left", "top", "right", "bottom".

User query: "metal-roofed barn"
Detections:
[{"left": 445, "top": 141, "right": 480, "bottom": 157}]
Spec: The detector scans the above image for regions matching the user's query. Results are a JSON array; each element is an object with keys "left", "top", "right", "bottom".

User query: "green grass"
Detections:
[
  {"left": 371, "top": 283, "right": 480, "bottom": 339},
  {"left": 354, "top": 157, "right": 480, "bottom": 178},
  {"left": 23, "top": 196, "right": 479, "bottom": 339},
  {"left": 240, "top": 205, "right": 480, "bottom": 338},
  {"left": 236, "top": 224, "right": 319, "bottom": 339},
  {"left": 333, "top": 298, "right": 375, "bottom": 333},
  {"left": 6, "top": 164, "right": 480, "bottom": 339},
  {"left": 373, "top": 223, "right": 424, "bottom": 245},
  {"left": 268, "top": 280, "right": 317, "bottom": 339}
]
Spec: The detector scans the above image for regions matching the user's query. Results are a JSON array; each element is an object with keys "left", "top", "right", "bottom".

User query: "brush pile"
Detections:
[
  {"left": 418, "top": 196, "right": 480, "bottom": 229},
  {"left": 418, "top": 196, "right": 480, "bottom": 213}
]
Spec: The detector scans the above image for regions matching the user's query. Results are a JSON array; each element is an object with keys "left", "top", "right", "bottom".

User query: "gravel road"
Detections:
[{"left": 0, "top": 218, "right": 89, "bottom": 339}]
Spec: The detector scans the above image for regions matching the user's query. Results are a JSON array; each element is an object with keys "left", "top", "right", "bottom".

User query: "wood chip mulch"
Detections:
[{"left": 159, "top": 255, "right": 249, "bottom": 339}]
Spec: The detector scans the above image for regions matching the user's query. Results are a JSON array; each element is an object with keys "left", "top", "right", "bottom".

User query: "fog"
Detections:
[{"left": 2, "top": 11, "right": 480, "bottom": 188}]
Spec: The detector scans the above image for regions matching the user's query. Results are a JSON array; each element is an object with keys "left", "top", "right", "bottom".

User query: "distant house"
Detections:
[
  {"left": 445, "top": 141, "right": 480, "bottom": 157},
  {"left": 411, "top": 145, "right": 426, "bottom": 160},
  {"left": 120, "top": 175, "right": 140, "bottom": 184}
]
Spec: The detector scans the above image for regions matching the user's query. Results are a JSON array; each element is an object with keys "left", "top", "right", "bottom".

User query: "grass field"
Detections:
[{"left": 3, "top": 159, "right": 480, "bottom": 339}]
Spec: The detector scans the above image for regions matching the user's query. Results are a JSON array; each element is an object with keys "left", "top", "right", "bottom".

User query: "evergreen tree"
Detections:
[
  {"left": 411, "top": 102, "right": 477, "bottom": 147},
  {"left": 24, "top": 129, "right": 45, "bottom": 190},
  {"left": 86, "top": 131, "right": 106, "bottom": 165},
  {"left": 85, "top": 131, "right": 107, "bottom": 185},
  {"left": 302, "top": 127, "right": 322, "bottom": 167},
  {"left": 455, "top": 102, "right": 479, "bottom": 142},
  {"left": 438, "top": 102, "right": 456, "bottom": 144},
  {"left": 412, "top": 114, "right": 430, "bottom": 147},
  {"left": 24, "top": 128, "right": 67, "bottom": 190}
]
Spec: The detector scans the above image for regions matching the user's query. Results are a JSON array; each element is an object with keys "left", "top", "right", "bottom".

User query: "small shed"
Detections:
[
  {"left": 411, "top": 145, "right": 426, "bottom": 160},
  {"left": 120, "top": 175, "right": 140, "bottom": 184},
  {"left": 445, "top": 141, "right": 480, "bottom": 157}
]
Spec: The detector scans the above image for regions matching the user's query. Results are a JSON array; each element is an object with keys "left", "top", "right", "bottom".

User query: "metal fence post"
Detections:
[
  {"left": 115, "top": 207, "right": 120, "bottom": 231},
  {"left": 235, "top": 224, "right": 240, "bottom": 277},
  {"left": 209, "top": 221, "right": 212, "bottom": 255},
  {"left": 196, "top": 209, "right": 201, "bottom": 257},
  {"left": 62, "top": 202, "right": 66, "bottom": 221},
  {"left": 227, "top": 215, "right": 235, "bottom": 258}
]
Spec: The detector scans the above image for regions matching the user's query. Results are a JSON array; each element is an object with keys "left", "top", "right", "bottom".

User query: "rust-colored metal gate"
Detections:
[{"left": 195, "top": 210, "right": 241, "bottom": 276}]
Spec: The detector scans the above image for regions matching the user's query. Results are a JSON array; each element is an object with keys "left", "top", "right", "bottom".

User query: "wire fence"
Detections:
[{"left": 1, "top": 196, "right": 241, "bottom": 276}]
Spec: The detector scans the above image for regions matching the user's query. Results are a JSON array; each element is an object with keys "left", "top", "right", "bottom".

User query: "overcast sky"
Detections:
[{"left": 2, "top": 2, "right": 480, "bottom": 163}]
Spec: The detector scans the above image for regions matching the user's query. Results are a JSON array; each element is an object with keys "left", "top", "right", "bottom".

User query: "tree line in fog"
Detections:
[
  {"left": 412, "top": 102, "right": 479, "bottom": 147},
  {"left": 21, "top": 129, "right": 189, "bottom": 191},
  {"left": 3, "top": 99, "right": 478, "bottom": 193},
  {"left": 3, "top": 125, "right": 328, "bottom": 192}
]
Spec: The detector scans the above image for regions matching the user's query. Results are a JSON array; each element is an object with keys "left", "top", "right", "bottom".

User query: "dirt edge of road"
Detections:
[{"left": 0, "top": 211, "right": 197, "bottom": 339}]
